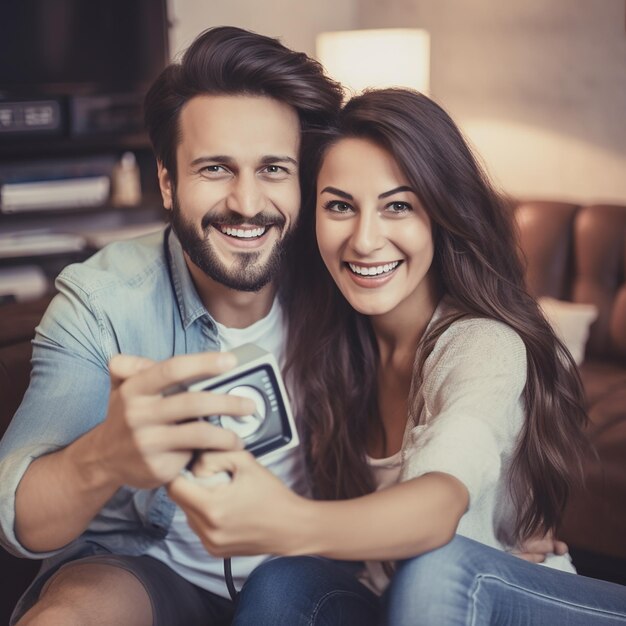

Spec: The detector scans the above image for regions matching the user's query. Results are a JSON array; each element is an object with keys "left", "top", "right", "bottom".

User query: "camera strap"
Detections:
[{"left": 224, "top": 558, "right": 240, "bottom": 602}]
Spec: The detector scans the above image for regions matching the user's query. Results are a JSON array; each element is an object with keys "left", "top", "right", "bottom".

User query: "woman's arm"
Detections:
[{"left": 167, "top": 450, "right": 469, "bottom": 560}]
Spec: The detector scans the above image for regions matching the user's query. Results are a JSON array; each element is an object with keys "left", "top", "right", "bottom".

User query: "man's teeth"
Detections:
[
  {"left": 220, "top": 226, "right": 267, "bottom": 239},
  {"left": 348, "top": 261, "right": 400, "bottom": 276}
]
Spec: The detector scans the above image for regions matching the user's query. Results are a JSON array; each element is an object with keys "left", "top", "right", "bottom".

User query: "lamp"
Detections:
[{"left": 316, "top": 28, "right": 430, "bottom": 97}]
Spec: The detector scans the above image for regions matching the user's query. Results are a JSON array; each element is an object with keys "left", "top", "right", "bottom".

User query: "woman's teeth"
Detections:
[
  {"left": 348, "top": 261, "right": 400, "bottom": 276},
  {"left": 219, "top": 226, "right": 267, "bottom": 239}
]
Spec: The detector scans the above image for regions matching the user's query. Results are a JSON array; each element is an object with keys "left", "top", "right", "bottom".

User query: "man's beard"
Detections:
[{"left": 170, "top": 194, "right": 293, "bottom": 293}]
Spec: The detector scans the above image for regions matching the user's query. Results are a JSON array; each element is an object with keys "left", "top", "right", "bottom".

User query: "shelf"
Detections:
[
  {"left": 0, "top": 191, "right": 163, "bottom": 222},
  {"left": 0, "top": 132, "right": 152, "bottom": 159}
]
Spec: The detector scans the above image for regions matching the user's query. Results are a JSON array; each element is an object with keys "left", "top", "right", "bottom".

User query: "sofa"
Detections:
[
  {"left": 0, "top": 200, "right": 625, "bottom": 622},
  {"left": 514, "top": 200, "right": 626, "bottom": 584}
]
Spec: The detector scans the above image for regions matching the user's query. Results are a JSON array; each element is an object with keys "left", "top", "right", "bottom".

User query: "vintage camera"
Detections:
[{"left": 168, "top": 343, "right": 299, "bottom": 460}]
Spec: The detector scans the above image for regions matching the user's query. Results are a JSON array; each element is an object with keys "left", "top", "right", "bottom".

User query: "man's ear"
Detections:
[{"left": 157, "top": 161, "right": 173, "bottom": 210}]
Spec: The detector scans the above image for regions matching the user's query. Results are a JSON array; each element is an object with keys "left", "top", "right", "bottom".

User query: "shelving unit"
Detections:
[
  {"left": 0, "top": 132, "right": 166, "bottom": 303},
  {"left": 0, "top": 0, "right": 170, "bottom": 304}
]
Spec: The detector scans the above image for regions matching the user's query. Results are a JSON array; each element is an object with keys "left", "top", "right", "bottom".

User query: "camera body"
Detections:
[{"left": 168, "top": 344, "right": 299, "bottom": 460}]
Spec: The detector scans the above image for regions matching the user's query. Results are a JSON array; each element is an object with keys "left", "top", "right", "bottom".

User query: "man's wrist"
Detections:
[{"left": 65, "top": 425, "right": 123, "bottom": 496}]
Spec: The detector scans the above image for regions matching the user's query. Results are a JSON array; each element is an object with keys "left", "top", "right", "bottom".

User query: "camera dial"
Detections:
[{"left": 220, "top": 385, "right": 267, "bottom": 438}]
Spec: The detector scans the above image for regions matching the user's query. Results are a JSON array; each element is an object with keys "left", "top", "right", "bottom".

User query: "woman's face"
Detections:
[{"left": 316, "top": 137, "right": 436, "bottom": 318}]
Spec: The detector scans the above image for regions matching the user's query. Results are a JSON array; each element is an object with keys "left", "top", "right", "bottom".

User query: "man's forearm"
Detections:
[{"left": 14, "top": 424, "right": 121, "bottom": 553}]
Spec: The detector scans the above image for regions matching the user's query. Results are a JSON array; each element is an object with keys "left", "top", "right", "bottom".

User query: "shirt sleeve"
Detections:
[
  {"left": 0, "top": 272, "right": 113, "bottom": 557},
  {"left": 402, "top": 319, "right": 527, "bottom": 508}
]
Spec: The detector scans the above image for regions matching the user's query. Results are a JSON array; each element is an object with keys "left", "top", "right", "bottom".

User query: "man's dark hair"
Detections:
[{"left": 144, "top": 26, "right": 343, "bottom": 185}]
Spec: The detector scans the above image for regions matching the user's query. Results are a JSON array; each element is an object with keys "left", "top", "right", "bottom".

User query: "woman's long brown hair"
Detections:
[{"left": 284, "top": 88, "right": 589, "bottom": 541}]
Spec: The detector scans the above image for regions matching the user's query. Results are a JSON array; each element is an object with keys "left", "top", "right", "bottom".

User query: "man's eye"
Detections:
[
  {"left": 262, "top": 165, "right": 288, "bottom": 175},
  {"left": 200, "top": 165, "right": 226, "bottom": 174}
]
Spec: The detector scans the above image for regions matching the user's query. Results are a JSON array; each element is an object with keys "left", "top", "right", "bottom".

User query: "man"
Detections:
[{"left": 0, "top": 26, "right": 342, "bottom": 625}]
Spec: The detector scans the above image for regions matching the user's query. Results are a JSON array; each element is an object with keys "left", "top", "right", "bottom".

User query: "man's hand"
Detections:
[
  {"left": 90, "top": 352, "right": 255, "bottom": 490},
  {"left": 511, "top": 531, "right": 568, "bottom": 563},
  {"left": 15, "top": 351, "right": 256, "bottom": 552},
  {"left": 167, "top": 450, "right": 307, "bottom": 558}
]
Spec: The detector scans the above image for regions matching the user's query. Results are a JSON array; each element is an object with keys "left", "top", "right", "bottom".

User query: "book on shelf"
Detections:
[
  {"left": 0, "top": 155, "right": 115, "bottom": 214},
  {"left": 0, "top": 230, "right": 87, "bottom": 259}
]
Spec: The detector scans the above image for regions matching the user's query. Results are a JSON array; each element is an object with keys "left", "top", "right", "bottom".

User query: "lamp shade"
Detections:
[{"left": 316, "top": 28, "right": 430, "bottom": 96}]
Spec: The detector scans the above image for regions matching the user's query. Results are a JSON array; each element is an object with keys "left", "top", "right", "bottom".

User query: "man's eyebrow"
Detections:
[
  {"left": 189, "top": 155, "right": 234, "bottom": 167},
  {"left": 189, "top": 155, "right": 299, "bottom": 168},
  {"left": 320, "top": 186, "right": 353, "bottom": 200},
  {"left": 379, "top": 186, "right": 416, "bottom": 199},
  {"left": 259, "top": 155, "right": 299, "bottom": 167}
]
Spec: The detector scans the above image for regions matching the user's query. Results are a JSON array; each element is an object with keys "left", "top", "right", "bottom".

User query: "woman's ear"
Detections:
[{"left": 157, "top": 161, "right": 173, "bottom": 210}]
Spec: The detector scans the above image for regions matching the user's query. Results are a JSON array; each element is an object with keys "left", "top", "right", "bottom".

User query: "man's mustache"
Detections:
[{"left": 201, "top": 210, "right": 286, "bottom": 230}]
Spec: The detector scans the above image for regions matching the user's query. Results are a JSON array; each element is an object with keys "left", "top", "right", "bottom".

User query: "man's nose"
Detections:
[
  {"left": 350, "top": 212, "right": 385, "bottom": 256},
  {"left": 225, "top": 172, "right": 267, "bottom": 218}
]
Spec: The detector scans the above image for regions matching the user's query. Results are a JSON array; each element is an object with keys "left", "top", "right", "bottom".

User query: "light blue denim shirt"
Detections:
[{"left": 0, "top": 227, "right": 306, "bottom": 620}]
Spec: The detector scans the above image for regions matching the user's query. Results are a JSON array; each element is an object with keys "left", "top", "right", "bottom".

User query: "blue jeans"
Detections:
[
  {"left": 233, "top": 556, "right": 378, "bottom": 625},
  {"left": 234, "top": 536, "right": 626, "bottom": 625},
  {"left": 384, "top": 535, "right": 626, "bottom": 625}
]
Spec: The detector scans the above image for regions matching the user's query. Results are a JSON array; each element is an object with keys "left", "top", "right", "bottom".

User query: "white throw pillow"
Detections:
[{"left": 538, "top": 297, "right": 598, "bottom": 365}]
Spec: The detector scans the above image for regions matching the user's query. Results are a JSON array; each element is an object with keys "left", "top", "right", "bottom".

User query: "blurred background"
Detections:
[
  {"left": 1, "top": 0, "right": 625, "bottom": 298},
  {"left": 170, "top": 0, "right": 626, "bottom": 202}
]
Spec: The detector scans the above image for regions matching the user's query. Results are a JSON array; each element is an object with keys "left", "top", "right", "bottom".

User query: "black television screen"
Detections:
[{"left": 0, "top": 0, "right": 169, "bottom": 96}]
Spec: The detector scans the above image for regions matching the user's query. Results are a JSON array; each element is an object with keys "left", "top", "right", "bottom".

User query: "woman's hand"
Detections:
[
  {"left": 511, "top": 531, "right": 568, "bottom": 563},
  {"left": 167, "top": 451, "right": 312, "bottom": 558}
]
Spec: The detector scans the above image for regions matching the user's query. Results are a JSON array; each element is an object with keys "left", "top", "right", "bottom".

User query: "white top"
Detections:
[
  {"left": 145, "top": 298, "right": 308, "bottom": 598},
  {"left": 359, "top": 300, "right": 575, "bottom": 595}
]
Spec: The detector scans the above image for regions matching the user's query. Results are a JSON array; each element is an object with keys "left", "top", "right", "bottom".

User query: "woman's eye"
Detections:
[
  {"left": 324, "top": 200, "right": 352, "bottom": 213},
  {"left": 387, "top": 201, "right": 412, "bottom": 214}
]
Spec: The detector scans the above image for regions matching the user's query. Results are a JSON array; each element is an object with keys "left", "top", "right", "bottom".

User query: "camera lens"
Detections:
[{"left": 220, "top": 385, "right": 266, "bottom": 439}]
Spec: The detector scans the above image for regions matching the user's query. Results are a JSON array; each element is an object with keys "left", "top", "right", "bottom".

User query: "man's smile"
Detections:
[
  {"left": 219, "top": 225, "right": 268, "bottom": 239},
  {"left": 210, "top": 222, "right": 277, "bottom": 250}
]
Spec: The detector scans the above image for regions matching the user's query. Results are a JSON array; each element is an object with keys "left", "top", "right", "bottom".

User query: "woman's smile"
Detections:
[{"left": 344, "top": 260, "right": 403, "bottom": 288}]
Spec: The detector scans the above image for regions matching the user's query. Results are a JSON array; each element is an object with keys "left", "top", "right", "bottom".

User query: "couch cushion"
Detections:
[
  {"left": 514, "top": 201, "right": 579, "bottom": 299},
  {"left": 561, "top": 384, "right": 626, "bottom": 561},
  {"left": 538, "top": 297, "right": 598, "bottom": 365},
  {"left": 572, "top": 204, "right": 626, "bottom": 362},
  {"left": 579, "top": 360, "right": 626, "bottom": 410}
]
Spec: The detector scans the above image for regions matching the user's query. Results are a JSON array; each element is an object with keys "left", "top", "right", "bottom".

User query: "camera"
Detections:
[{"left": 167, "top": 343, "right": 299, "bottom": 460}]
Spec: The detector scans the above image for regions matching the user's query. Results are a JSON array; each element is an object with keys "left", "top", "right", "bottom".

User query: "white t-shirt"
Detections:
[{"left": 146, "top": 297, "right": 308, "bottom": 597}]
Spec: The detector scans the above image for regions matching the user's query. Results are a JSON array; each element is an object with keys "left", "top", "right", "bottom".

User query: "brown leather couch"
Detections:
[
  {"left": 515, "top": 200, "right": 626, "bottom": 585},
  {"left": 0, "top": 200, "right": 625, "bottom": 622}
]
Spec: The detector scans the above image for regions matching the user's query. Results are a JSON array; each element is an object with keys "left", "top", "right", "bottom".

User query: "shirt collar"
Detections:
[{"left": 166, "top": 228, "right": 214, "bottom": 330}]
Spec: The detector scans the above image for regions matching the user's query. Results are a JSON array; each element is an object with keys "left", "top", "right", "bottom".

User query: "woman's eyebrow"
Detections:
[
  {"left": 379, "top": 186, "right": 415, "bottom": 199},
  {"left": 320, "top": 185, "right": 416, "bottom": 200},
  {"left": 320, "top": 186, "right": 353, "bottom": 200}
]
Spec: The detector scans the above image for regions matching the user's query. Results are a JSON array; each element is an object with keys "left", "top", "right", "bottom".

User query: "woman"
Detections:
[{"left": 169, "top": 89, "right": 626, "bottom": 624}]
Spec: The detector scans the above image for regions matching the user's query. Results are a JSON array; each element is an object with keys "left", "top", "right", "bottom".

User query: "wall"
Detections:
[
  {"left": 168, "top": 0, "right": 357, "bottom": 58},
  {"left": 168, "top": 0, "right": 626, "bottom": 203},
  {"left": 357, "top": 0, "right": 626, "bottom": 203}
]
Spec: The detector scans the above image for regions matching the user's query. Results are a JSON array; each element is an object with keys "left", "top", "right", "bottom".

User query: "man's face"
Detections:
[{"left": 158, "top": 94, "right": 301, "bottom": 292}]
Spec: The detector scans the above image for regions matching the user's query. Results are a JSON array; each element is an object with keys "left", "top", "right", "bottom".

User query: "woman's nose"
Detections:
[{"left": 349, "top": 212, "right": 385, "bottom": 256}]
